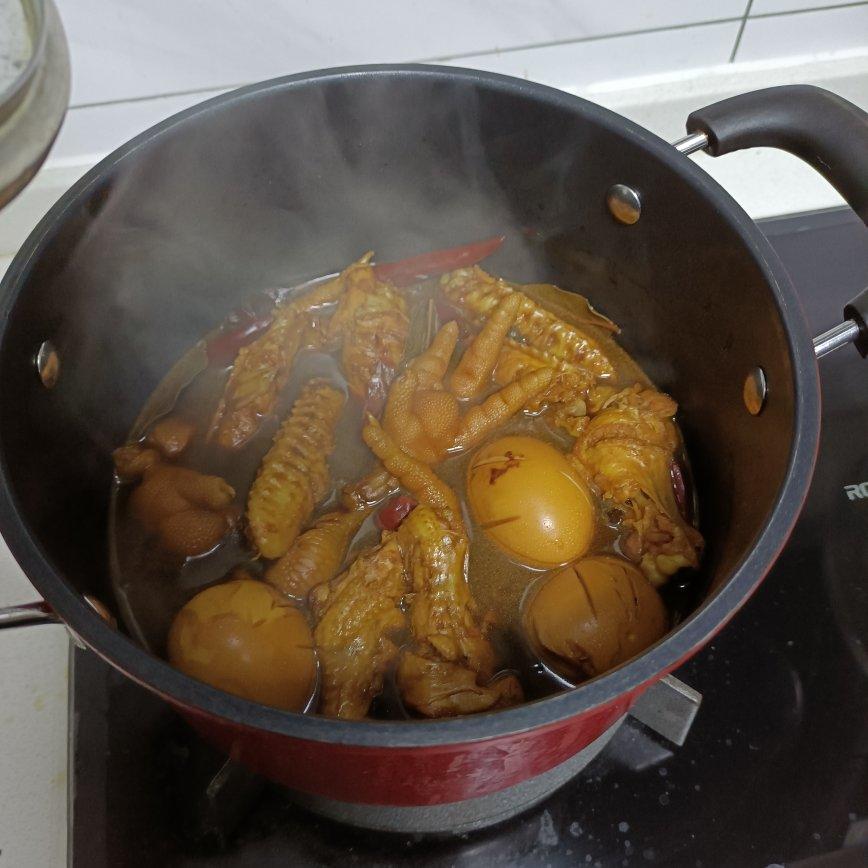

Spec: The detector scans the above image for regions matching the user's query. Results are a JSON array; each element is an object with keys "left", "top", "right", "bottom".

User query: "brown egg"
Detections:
[
  {"left": 524, "top": 555, "right": 668, "bottom": 681},
  {"left": 467, "top": 435, "right": 596, "bottom": 568},
  {"left": 167, "top": 579, "right": 317, "bottom": 711}
]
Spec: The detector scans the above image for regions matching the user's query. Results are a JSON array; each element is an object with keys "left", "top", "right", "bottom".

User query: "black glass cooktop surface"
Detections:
[{"left": 70, "top": 208, "right": 868, "bottom": 868}]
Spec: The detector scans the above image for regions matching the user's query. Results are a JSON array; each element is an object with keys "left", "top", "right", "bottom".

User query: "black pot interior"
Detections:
[{"left": 0, "top": 69, "right": 797, "bottom": 668}]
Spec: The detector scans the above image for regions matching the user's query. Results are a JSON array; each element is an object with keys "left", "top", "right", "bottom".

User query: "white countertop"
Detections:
[
  {"left": 0, "top": 51, "right": 866, "bottom": 867},
  {"left": 0, "top": 514, "right": 68, "bottom": 867}
]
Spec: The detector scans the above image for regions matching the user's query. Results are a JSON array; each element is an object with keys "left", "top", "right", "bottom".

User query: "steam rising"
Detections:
[{"left": 51, "top": 73, "right": 576, "bottom": 458}]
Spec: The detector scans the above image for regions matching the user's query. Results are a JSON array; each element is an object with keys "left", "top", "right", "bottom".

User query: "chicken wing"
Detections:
[
  {"left": 310, "top": 536, "right": 407, "bottom": 720},
  {"left": 494, "top": 339, "right": 594, "bottom": 436},
  {"left": 209, "top": 263, "right": 357, "bottom": 450},
  {"left": 328, "top": 252, "right": 409, "bottom": 404},
  {"left": 397, "top": 506, "right": 490, "bottom": 673},
  {"left": 396, "top": 652, "right": 523, "bottom": 718},
  {"left": 265, "top": 508, "right": 368, "bottom": 599},
  {"left": 395, "top": 505, "right": 523, "bottom": 717},
  {"left": 211, "top": 307, "right": 305, "bottom": 450},
  {"left": 246, "top": 379, "right": 344, "bottom": 558},
  {"left": 571, "top": 385, "right": 703, "bottom": 585},
  {"left": 441, "top": 266, "right": 615, "bottom": 380}
]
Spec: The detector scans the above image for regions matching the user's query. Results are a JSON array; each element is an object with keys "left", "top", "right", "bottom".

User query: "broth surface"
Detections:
[{"left": 110, "top": 263, "right": 700, "bottom": 715}]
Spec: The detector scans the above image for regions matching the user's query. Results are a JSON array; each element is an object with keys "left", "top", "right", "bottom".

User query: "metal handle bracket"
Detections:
[
  {"left": 0, "top": 600, "right": 59, "bottom": 629},
  {"left": 628, "top": 674, "right": 702, "bottom": 747}
]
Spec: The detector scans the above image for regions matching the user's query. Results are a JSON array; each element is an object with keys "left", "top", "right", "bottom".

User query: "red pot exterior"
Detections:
[{"left": 179, "top": 687, "right": 643, "bottom": 806}]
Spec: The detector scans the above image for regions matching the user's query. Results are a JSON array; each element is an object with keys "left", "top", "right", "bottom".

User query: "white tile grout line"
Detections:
[
  {"left": 750, "top": 0, "right": 868, "bottom": 15},
  {"left": 66, "top": 0, "right": 868, "bottom": 113},
  {"left": 730, "top": 0, "right": 755, "bottom": 64}
]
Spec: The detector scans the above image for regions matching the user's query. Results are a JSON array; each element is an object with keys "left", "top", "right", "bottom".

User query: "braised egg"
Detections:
[
  {"left": 524, "top": 555, "right": 668, "bottom": 681},
  {"left": 467, "top": 435, "right": 596, "bottom": 568},
  {"left": 167, "top": 579, "right": 317, "bottom": 711}
]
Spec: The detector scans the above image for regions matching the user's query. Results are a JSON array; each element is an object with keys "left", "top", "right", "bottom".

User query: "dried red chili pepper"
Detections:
[{"left": 373, "top": 235, "right": 505, "bottom": 287}]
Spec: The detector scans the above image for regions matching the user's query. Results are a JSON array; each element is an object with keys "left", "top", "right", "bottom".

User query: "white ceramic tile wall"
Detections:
[
  {"left": 58, "top": 0, "right": 748, "bottom": 107},
  {"left": 737, "top": 4, "right": 868, "bottom": 62},
  {"left": 443, "top": 21, "right": 741, "bottom": 92},
  {"left": 43, "top": 0, "right": 868, "bottom": 171}
]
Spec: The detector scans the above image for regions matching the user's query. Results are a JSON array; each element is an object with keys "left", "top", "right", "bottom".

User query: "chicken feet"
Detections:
[{"left": 382, "top": 301, "right": 553, "bottom": 464}]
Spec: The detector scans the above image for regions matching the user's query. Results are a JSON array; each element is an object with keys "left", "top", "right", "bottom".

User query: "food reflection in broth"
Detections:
[{"left": 109, "top": 237, "right": 703, "bottom": 719}]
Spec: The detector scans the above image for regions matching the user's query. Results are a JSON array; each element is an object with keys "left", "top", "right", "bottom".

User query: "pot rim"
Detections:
[{"left": 0, "top": 63, "right": 821, "bottom": 748}]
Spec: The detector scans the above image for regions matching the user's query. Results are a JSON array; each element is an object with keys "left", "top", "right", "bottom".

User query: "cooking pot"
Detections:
[{"left": 0, "top": 66, "right": 866, "bottom": 833}]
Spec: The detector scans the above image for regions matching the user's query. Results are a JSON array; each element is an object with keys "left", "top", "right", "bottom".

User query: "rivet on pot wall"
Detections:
[
  {"left": 35, "top": 340, "right": 60, "bottom": 388},
  {"left": 606, "top": 184, "right": 641, "bottom": 225},
  {"left": 743, "top": 367, "right": 768, "bottom": 415}
]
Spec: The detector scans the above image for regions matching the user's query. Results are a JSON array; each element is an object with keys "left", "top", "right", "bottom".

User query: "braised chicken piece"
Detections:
[
  {"left": 571, "top": 384, "right": 703, "bottom": 585},
  {"left": 440, "top": 268, "right": 621, "bottom": 436},
  {"left": 340, "top": 465, "right": 399, "bottom": 511},
  {"left": 310, "top": 536, "right": 407, "bottom": 720},
  {"left": 265, "top": 508, "right": 369, "bottom": 599},
  {"left": 210, "top": 272, "right": 348, "bottom": 450},
  {"left": 327, "top": 252, "right": 410, "bottom": 406},
  {"left": 397, "top": 652, "right": 523, "bottom": 718},
  {"left": 381, "top": 314, "right": 553, "bottom": 464},
  {"left": 264, "top": 467, "right": 399, "bottom": 600},
  {"left": 448, "top": 292, "right": 522, "bottom": 398},
  {"left": 129, "top": 464, "right": 236, "bottom": 557},
  {"left": 398, "top": 506, "right": 490, "bottom": 673},
  {"left": 395, "top": 505, "right": 522, "bottom": 717},
  {"left": 210, "top": 305, "right": 304, "bottom": 451},
  {"left": 247, "top": 379, "right": 344, "bottom": 559},
  {"left": 493, "top": 339, "right": 593, "bottom": 436},
  {"left": 441, "top": 266, "right": 616, "bottom": 379},
  {"left": 112, "top": 443, "right": 161, "bottom": 481},
  {"left": 146, "top": 415, "right": 196, "bottom": 457},
  {"left": 113, "top": 416, "right": 196, "bottom": 481},
  {"left": 358, "top": 422, "right": 521, "bottom": 717}
]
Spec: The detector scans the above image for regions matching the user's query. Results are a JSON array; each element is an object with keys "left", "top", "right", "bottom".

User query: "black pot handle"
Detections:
[{"left": 684, "top": 85, "right": 868, "bottom": 358}]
